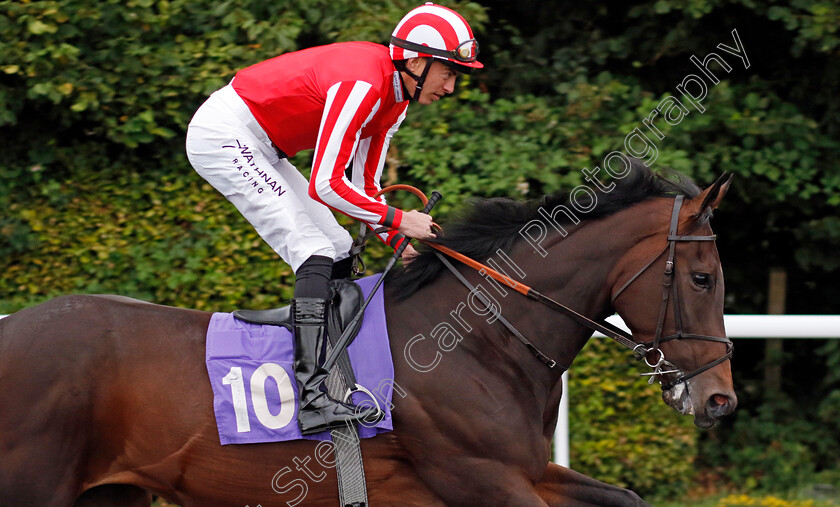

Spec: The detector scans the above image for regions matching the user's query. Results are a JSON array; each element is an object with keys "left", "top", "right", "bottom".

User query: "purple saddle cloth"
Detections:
[{"left": 205, "top": 275, "right": 395, "bottom": 445}]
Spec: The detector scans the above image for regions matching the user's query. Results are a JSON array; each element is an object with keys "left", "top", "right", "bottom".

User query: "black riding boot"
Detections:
[
  {"left": 292, "top": 296, "right": 378, "bottom": 435},
  {"left": 330, "top": 256, "right": 354, "bottom": 280}
]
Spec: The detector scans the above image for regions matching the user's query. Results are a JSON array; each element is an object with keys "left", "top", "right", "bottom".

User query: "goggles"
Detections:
[{"left": 391, "top": 37, "right": 480, "bottom": 64}]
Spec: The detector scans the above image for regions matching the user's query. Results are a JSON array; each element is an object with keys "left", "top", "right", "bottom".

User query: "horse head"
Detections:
[{"left": 608, "top": 173, "right": 736, "bottom": 428}]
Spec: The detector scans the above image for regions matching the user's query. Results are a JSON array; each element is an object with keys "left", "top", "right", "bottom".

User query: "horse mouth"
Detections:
[
  {"left": 662, "top": 381, "right": 694, "bottom": 416},
  {"left": 692, "top": 414, "right": 717, "bottom": 428},
  {"left": 661, "top": 380, "right": 722, "bottom": 428}
]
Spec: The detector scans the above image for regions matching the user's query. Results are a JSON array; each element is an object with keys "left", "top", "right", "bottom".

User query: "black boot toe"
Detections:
[{"left": 299, "top": 398, "right": 381, "bottom": 435}]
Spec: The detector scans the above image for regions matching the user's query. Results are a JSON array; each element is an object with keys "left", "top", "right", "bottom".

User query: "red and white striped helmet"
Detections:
[{"left": 390, "top": 2, "right": 483, "bottom": 71}]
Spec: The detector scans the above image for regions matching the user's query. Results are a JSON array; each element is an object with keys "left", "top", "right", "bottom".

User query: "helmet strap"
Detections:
[{"left": 395, "top": 58, "right": 433, "bottom": 102}]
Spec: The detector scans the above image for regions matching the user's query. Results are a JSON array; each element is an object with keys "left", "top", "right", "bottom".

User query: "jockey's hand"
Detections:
[
  {"left": 398, "top": 210, "right": 436, "bottom": 239},
  {"left": 401, "top": 243, "right": 420, "bottom": 264}
]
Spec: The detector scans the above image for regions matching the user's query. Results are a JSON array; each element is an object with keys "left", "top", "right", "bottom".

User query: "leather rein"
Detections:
[{"left": 354, "top": 188, "right": 733, "bottom": 390}]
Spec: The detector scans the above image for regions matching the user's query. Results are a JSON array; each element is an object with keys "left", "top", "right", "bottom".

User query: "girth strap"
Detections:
[{"left": 323, "top": 282, "right": 370, "bottom": 507}]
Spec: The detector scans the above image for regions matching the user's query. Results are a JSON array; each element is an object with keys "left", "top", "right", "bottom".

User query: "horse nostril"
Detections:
[{"left": 707, "top": 393, "right": 736, "bottom": 416}]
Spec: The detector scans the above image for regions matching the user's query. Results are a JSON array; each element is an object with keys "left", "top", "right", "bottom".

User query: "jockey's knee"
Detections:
[{"left": 294, "top": 255, "right": 334, "bottom": 299}]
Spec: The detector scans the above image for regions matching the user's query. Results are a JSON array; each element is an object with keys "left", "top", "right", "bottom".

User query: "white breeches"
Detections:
[{"left": 185, "top": 84, "right": 353, "bottom": 273}]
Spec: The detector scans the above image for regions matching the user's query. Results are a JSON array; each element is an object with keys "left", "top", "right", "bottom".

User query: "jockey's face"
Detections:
[{"left": 403, "top": 58, "right": 459, "bottom": 105}]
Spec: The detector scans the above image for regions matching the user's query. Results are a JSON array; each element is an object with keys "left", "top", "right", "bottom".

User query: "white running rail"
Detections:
[{"left": 553, "top": 314, "right": 840, "bottom": 467}]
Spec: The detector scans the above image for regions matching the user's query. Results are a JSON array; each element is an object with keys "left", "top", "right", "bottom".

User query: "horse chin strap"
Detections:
[{"left": 419, "top": 195, "right": 733, "bottom": 390}]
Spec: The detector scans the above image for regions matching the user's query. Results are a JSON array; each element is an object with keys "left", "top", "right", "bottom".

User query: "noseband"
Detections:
[{"left": 609, "top": 195, "right": 733, "bottom": 390}]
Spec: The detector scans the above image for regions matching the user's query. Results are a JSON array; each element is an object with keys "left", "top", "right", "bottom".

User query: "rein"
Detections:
[
  {"left": 422, "top": 242, "right": 637, "bottom": 366},
  {"left": 356, "top": 187, "right": 733, "bottom": 390}
]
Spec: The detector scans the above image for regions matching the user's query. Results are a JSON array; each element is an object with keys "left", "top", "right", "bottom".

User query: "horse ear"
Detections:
[{"left": 687, "top": 173, "right": 733, "bottom": 218}]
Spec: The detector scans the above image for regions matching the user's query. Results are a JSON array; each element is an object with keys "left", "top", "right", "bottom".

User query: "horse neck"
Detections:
[
  {"left": 502, "top": 212, "right": 645, "bottom": 380},
  {"left": 386, "top": 204, "right": 657, "bottom": 419},
  {"left": 495, "top": 204, "right": 665, "bottom": 400}
]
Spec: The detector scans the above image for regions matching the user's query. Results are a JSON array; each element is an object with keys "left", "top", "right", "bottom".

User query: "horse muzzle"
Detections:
[{"left": 662, "top": 380, "right": 737, "bottom": 428}]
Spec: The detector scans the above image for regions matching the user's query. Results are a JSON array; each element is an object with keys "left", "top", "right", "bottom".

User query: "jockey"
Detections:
[{"left": 185, "top": 3, "right": 483, "bottom": 435}]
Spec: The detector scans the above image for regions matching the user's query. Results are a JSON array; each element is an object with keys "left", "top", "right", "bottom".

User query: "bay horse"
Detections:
[{"left": 0, "top": 164, "right": 736, "bottom": 506}]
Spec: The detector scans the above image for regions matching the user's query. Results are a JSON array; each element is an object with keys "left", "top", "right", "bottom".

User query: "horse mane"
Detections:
[{"left": 386, "top": 159, "right": 701, "bottom": 298}]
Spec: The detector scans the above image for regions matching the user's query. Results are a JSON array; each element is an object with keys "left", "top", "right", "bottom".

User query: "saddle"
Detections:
[
  {"left": 222, "top": 275, "right": 389, "bottom": 507},
  {"left": 232, "top": 279, "right": 366, "bottom": 349}
]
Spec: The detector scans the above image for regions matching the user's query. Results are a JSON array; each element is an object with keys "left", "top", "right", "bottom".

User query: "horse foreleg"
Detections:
[{"left": 534, "top": 462, "right": 649, "bottom": 507}]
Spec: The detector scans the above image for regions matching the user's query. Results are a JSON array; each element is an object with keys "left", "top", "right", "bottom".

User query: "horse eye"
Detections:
[{"left": 692, "top": 273, "right": 711, "bottom": 288}]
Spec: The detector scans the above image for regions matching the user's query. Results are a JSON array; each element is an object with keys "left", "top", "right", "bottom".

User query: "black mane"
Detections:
[{"left": 386, "top": 160, "right": 700, "bottom": 298}]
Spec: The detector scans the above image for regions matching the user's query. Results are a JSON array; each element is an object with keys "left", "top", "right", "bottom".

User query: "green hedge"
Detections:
[
  {"left": 1, "top": 166, "right": 294, "bottom": 312},
  {"left": 569, "top": 337, "right": 697, "bottom": 498}
]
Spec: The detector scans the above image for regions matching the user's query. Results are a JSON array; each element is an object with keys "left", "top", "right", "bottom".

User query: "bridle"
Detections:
[
  {"left": 355, "top": 188, "right": 734, "bottom": 390},
  {"left": 607, "top": 195, "right": 734, "bottom": 390}
]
